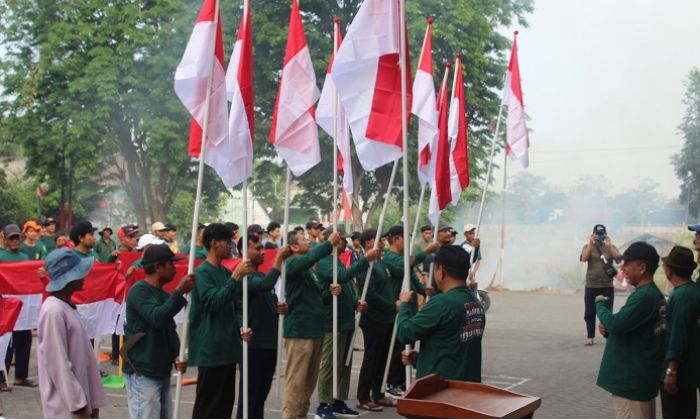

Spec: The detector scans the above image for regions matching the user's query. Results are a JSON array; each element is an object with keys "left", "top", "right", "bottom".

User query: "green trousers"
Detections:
[{"left": 317, "top": 330, "right": 354, "bottom": 404}]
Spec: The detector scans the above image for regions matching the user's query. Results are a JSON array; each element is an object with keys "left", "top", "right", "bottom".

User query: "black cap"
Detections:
[
  {"left": 3, "top": 224, "right": 21, "bottom": 239},
  {"left": 42, "top": 218, "right": 57, "bottom": 227},
  {"left": 248, "top": 224, "right": 264, "bottom": 235},
  {"left": 384, "top": 225, "right": 404, "bottom": 238},
  {"left": 593, "top": 224, "right": 607, "bottom": 235},
  {"left": 99, "top": 226, "right": 113, "bottom": 235},
  {"left": 662, "top": 246, "right": 698, "bottom": 271},
  {"left": 359, "top": 229, "right": 378, "bottom": 247},
  {"left": 70, "top": 221, "right": 98, "bottom": 244},
  {"left": 434, "top": 245, "right": 471, "bottom": 279},
  {"left": 142, "top": 244, "right": 185, "bottom": 266},
  {"left": 306, "top": 220, "right": 323, "bottom": 230},
  {"left": 164, "top": 223, "right": 177, "bottom": 231},
  {"left": 614, "top": 241, "right": 659, "bottom": 264}
]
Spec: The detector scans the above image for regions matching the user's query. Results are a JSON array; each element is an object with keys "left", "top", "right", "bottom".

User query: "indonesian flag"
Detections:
[
  {"left": 204, "top": 7, "right": 254, "bottom": 188},
  {"left": 428, "top": 67, "right": 452, "bottom": 225},
  {"left": 331, "top": 0, "right": 412, "bottom": 171},
  {"left": 412, "top": 18, "right": 438, "bottom": 186},
  {"left": 269, "top": 0, "right": 321, "bottom": 177},
  {"left": 317, "top": 18, "right": 354, "bottom": 194},
  {"left": 447, "top": 54, "right": 469, "bottom": 204},
  {"left": 504, "top": 31, "right": 529, "bottom": 168},
  {"left": 174, "top": 0, "right": 229, "bottom": 158},
  {"left": 0, "top": 297, "right": 23, "bottom": 368}
]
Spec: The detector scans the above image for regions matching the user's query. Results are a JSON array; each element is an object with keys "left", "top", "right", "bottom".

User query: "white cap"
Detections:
[
  {"left": 463, "top": 224, "right": 476, "bottom": 233},
  {"left": 137, "top": 233, "right": 165, "bottom": 250},
  {"left": 151, "top": 222, "right": 167, "bottom": 232}
]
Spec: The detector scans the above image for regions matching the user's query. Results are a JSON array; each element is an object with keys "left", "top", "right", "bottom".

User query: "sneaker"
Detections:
[
  {"left": 585, "top": 338, "right": 594, "bottom": 346},
  {"left": 315, "top": 405, "right": 337, "bottom": 419},
  {"left": 332, "top": 401, "right": 360, "bottom": 418},
  {"left": 385, "top": 385, "right": 404, "bottom": 399}
]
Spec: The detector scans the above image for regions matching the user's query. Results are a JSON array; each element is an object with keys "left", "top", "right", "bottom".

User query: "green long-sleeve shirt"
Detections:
[
  {"left": 358, "top": 259, "right": 396, "bottom": 325},
  {"left": 383, "top": 250, "right": 427, "bottom": 314},
  {"left": 315, "top": 254, "right": 369, "bottom": 332},
  {"left": 20, "top": 242, "right": 47, "bottom": 260},
  {"left": 397, "top": 286, "right": 484, "bottom": 381},
  {"left": 235, "top": 268, "right": 281, "bottom": 349},
  {"left": 596, "top": 282, "right": 666, "bottom": 401},
  {"left": 95, "top": 238, "right": 118, "bottom": 263},
  {"left": 0, "top": 249, "right": 29, "bottom": 262},
  {"left": 663, "top": 282, "right": 700, "bottom": 389},
  {"left": 283, "top": 241, "right": 333, "bottom": 339},
  {"left": 188, "top": 260, "right": 242, "bottom": 367},
  {"left": 123, "top": 281, "right": 187, "bottom": 378}
]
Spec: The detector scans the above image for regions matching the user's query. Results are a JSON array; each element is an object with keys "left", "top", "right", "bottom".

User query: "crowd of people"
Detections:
[{"left": 0, "top": 216, "right": 486, "bottom": 419}]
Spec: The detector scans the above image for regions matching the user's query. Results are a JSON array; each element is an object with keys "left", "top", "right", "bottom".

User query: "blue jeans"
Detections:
[{"left": 124, "top": 373, "right": 172, "bottom": 419}]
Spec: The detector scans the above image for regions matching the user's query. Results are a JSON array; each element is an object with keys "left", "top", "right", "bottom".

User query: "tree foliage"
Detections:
[{"left": 674, "top": 68, "right": 700, "bottom": 217}]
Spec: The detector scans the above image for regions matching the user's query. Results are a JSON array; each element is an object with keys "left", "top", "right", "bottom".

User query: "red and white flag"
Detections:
[
  {"left": 317, "top": 17, "right": 354, "bottom": 193},
  {"left": 331, "top": 0, "right": 412, "bottom": 171},
  {"left": 447, "top": 54, "right": 469, "bottom": 204},
  {"left": 174, "top": 0, "right": 229, "bottom": 158},
  {"left": 0, "top": 297, "right": 23, "bottom": 367},
  {"left": 269, "top": 0, "right": 321, "bottom": 177},
  {"left": 337, "top": 189, "right": 353, "bottom": 222},
  {"left": 504, "top": 31, "right": 529, "bottom": 168},
  {"left": 412, "top": 18, "right": 438, "bottom": 186},
  {"left": 204, "top": 6, "right": 254, "bottom": 188},
  {"left": 428, "top": 66, "right": 452, "bottom": 225}
]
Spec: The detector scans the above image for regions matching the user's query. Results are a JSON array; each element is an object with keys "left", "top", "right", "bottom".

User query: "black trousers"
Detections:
[
  {"left": 661, "top": 385, "right": 697, "bottom": 418},
  {"left": 584, "top": 287, "right": 614, "bottom": 339},
  {"left": 357, "top": 317, "right": 393, "bottom": 403},
  {"left": 236, "top": 348, "right": 277, "bottom": 419},
  {"left": 193, "top": 364, "right": 237, "bottom": 419},
  {"left": 3, "top": 330, "right": 32, "bottom": 381},
  {"left": 387, "top": 337, "right": 406, "bottom": 388}
]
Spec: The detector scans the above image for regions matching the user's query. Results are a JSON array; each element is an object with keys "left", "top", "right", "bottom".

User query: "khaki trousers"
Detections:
[
  {"left": 612, "top": 395, "right": 656, "bottom": 419},
  {"left": 317, "top": 330, "right": 354, "bottom": 404},
  {"left": 282, "top": 337, "right": 323, "bottom": 418}
]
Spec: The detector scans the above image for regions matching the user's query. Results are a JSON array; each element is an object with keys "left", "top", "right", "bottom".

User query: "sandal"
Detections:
[
  {"left": 374, "top": 397, "right": 397, "bottom": 407},
  {"left": 356, "top": 401, "right": 383, "bottom": 412},
  {"left": 14, "top": 378, "right": 37, "bottom": 388}
]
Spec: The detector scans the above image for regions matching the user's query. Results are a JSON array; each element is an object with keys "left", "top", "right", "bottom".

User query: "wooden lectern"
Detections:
[{"left": 397, "top": 374, "right": 542, "bottom": 419}]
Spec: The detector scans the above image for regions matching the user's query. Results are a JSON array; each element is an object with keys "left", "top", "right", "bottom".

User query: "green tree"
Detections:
[{"left": 674, "top": 68, "right": 700, "bottom": 217}]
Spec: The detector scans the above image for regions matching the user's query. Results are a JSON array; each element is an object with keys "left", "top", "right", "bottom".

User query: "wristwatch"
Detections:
[{"left": 666, "top": 368, "right": 677, "bottom": 376}]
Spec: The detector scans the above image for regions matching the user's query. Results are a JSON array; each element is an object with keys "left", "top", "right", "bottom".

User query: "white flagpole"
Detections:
[
  {"left": 410, "top": 184, "right": 426, "bottom": 251},
  {"left": 345, "top": 159, "right": 399, "bottom": 367},
  {"left": 275, "top": 166, "right": 292, "bottom": 397},
  {"left": 173, "top": 1, "right": 220, "bottom": 417},
  {"left": 498, "top": 151, "right": 508, "bottom": 287},
  {"left": 331, "top": 15, "right": 340, "bottom": 400}
]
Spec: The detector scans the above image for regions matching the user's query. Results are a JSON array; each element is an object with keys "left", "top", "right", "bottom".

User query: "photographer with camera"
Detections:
[{"left": 580, "top": 224, "right": 620, "bottom": 346}]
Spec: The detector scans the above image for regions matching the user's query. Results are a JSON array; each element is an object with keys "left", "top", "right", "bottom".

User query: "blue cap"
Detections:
[
  {"left": 688, "top": 224, "right": 700, "bottom": 232},
  {"left": 44, "top": 248, "right": 94, "bottom": 292}
]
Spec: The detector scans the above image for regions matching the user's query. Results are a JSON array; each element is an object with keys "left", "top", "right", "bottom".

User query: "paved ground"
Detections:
[{"left": 0, "top": 291, "right": 653, "bottom": 418}]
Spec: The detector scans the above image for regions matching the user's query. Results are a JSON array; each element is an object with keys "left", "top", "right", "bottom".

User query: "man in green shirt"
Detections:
[
  {"left": 281, "top": 228, "right": 339, "bottom": 418},
  {"left": 94, "top": 227, "right": 118, "bottom": 263},
  {"left": 235, "top": 234, "right": 290, "bottom": 419},
  {"left": 595, "top": 241, "right": 666, "bottom": 419},
  {"left": 188, "top": 223, "right": 253, "bottom": 419},
  {"left": 398, "top": 245, "right": 484, "bottom": 383},
  {"left": 20, "top": 220, "right": 47, "bottom": 260},
  {"left": 356, "top": 229, "right": 396, "bottom": 412},
  {"left": 181, "top": 223, "right": 207, "bottom": 259},
  {"left": 40, "top": 218, "right": 58, "bottom": 253},
  {"left": 70, "top": 221, "right": 99, "bottom": 259},
  {"left": 123, "top": 244, "right": 195, "bottom": 419},
  {"left": 314, "top": 227, "right": 380, "bottom": 419},
  {"left": 659, "top": 246, "right": 700, "bottom": 418},
  {"left": 0, "top": 224, "right": 36, "bottom": 392}
]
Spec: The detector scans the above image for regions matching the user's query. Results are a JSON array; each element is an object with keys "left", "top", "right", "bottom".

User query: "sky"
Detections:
[{"left": 496, "top": 0, "right": 700, "bottom": 200}]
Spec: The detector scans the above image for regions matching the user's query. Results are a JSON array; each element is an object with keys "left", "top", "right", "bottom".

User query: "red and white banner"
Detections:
[
  {"left": 174, "top": 0, "right": 229, "bottom": 158},
  {"left": 0, "top": 297, "right": 23, "bottom": 368},
  {"left": 504, "top": 31, "right": 529, "bottom": 168},
  {"left": 317, "top": 17, "right": 354, "bottom": 194},
  {"left": 331, "top": 0, "right": 412, "bottom": 171},
  {"left": 269, "top": 0, "right": 321, "bottom": 177},
  {"left": 447, "top": 54, "right": 469, "bottom": 204},
  {"left": 206, "top": 6, "right": 254, "bottom": 188},
  {"left": 337, "top": 189, "right": 353, "bottom": 222},
  {"left": 428, "top": 65, "right": 452, "bottom": 226},
  {"left": 412, "top": 18, "right": 438, "bottom": 186}
]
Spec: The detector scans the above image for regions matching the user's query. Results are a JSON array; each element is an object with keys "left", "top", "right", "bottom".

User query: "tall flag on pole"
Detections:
[
  {"left": 504, "top": 31, "right": 529, "bottom": 168},
  {"left": 317, "top": 17, "right": 354, "bottom": 194},
  {"left": 331, "top": 0, "right": 412, "bottom": 171},
  {"left": 447, "top": 54, "right": 469, "bottom": 204},
  {"left": 428, "top": 65, "right": 451, "bottom": 225},
  {"left": 204, "top": 6, "right": 254, "bottom": 188},
  {"left": 269, "top": 0, "right": 321, "bottom": 177},
  {"left": 174, "top": 0, "right": 228, "bottom": 158},
  {"left": 412, "top": 18, "right": 438, "bottom": 186}
]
